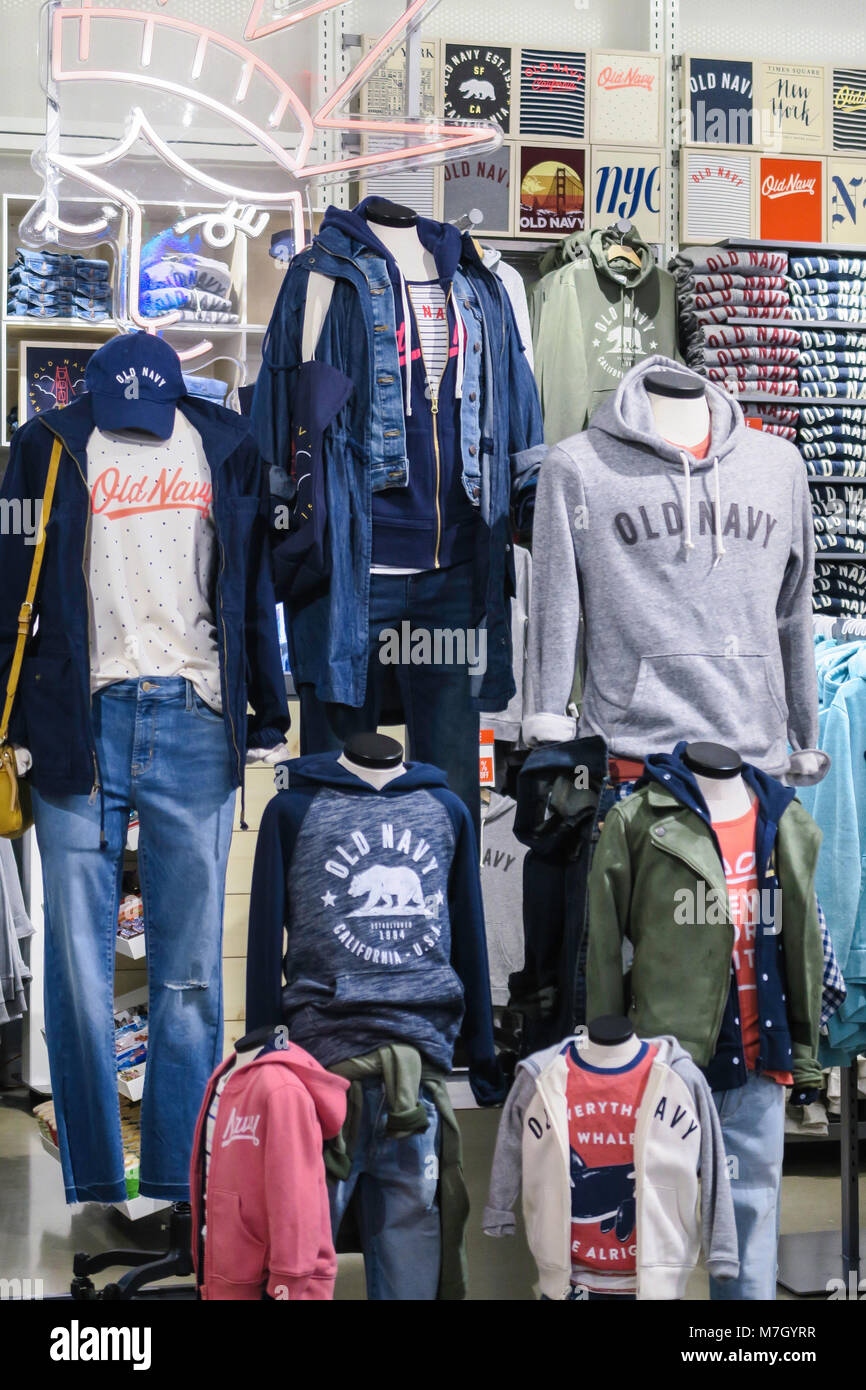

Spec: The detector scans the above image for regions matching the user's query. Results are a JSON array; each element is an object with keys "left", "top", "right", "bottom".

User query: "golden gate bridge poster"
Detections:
[{"left": 518, "top": 145, "right": 586, "bottom": 236}]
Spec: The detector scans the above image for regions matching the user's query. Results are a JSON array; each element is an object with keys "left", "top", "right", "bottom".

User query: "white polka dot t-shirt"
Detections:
[{"left": 85, "top": 411, "right": 222, "bottom": 711}]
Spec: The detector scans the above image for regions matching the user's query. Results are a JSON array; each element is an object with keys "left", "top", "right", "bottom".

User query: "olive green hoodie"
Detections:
[{"left": 531, "top": 226, "right": 679, "bottom": 444}]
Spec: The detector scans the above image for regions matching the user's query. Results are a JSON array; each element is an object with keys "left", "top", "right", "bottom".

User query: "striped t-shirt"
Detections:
[{"left": 406, "top": 281, "right": 450, "bottom": 388}]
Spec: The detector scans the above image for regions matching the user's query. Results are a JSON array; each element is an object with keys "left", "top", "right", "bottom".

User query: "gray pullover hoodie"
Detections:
[{"left": 523, "top": 356, "right": 818, "bottom": 775}]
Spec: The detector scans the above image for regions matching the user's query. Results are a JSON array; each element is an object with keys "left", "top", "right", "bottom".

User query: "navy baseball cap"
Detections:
[{"left": 85, "top": 331, "right": 185, "bottom": 439}]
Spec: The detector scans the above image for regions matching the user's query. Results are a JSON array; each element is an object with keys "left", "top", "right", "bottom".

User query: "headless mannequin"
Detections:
[
  {"left": 337, "top": 731, "right": 406, "bottom": 791},
  {"left": 645, "top": 369, "right": 711, "bottom": 453},
  {"left": 581, "top": 1014, "right": 642, "bottom": 1068},
  {"left": 683, "top": 740, "right": 754, "bottom": 821},
  {"left": 302, "top": 199, "right": 436, "bottom": 361}
]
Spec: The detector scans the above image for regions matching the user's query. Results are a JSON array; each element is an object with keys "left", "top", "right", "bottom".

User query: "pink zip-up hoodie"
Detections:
[{"left": 190, "top": 1044, "right": 349, "bottom": 1301}]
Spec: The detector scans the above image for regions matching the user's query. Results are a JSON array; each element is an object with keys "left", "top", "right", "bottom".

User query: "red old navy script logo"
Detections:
[
  {"left": 90, "top": 467, "right": 213, "bottom": 520},
  {"left": 762, "top": 173, "right": 816, "bottom": 199},
  {"left": 597, "top": 65, "right": 655, "bottom": 92}
]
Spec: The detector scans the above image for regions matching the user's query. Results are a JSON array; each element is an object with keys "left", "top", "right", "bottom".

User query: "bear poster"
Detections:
[
  {"left": 442, "top": 145, "right": 511, "bottom": 234},
  {"left": 518, "top": 145, "right": 586, "bottom": 237},
  {"left": 443, "top": 43, "right": 512, "bottom": 134}
]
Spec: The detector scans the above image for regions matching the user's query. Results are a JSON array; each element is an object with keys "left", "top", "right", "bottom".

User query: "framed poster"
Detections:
[
  {"left": 759, "top": 62, "right": 825, "bottom": 153},
  {"left": 827, "top": 157, "right": 866, "bottom": 243},
  {"left": 18, "top": 340, "right": 99, "bottom": 424},
  {"left": 590, "top": 148, "right": 664, "bottom": 243},
  {"left": 518, "top": 48, "right": 587, "bottom": 140},
  {"left": 441, "top": 143, "right": 512, "bottom": 235},
  {"left": 516, "top": 144, "right": 587, "bottom": 238},
  {"left": 832, "top": 67, "right": 866, "bottom": 153},
  {"left": 682, "top": 152, "right": 754, "bottom": 244},
  {"left": 589, "top": 51, "right": 663, "bottom": 148},
  {"left": 684, "top": 55, "right": 754, "bottom": 147},
  {"left": 443, "top": 43, "right": 512, "bottom": 134},
  {"left": 359, "top": 37, "right": 439, "bottom": 218},
  {"left": 758, "top": 155, "right": 824, "bottom": 240}
]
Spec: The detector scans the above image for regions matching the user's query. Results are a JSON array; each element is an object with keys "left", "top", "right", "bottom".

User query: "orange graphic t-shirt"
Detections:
[{"left": 714, "top": 801, "right": 792, "bottom": 1086}]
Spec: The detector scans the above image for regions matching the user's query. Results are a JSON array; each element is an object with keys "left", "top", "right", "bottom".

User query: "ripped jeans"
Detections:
[{"left": 32, "top": 678, "right": 235, "bottom": 1203}]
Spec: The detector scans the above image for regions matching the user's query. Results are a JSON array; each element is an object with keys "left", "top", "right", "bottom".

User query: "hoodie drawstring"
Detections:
[
  {"left": 679, "top": 450, "right": 725, "bottom": 565},
  {"left": 711, "top": 456, "right": 726, "bottom": 566},
  {"left": 680, "top": 451, "right": 695, "bottom": 556},
  {"left": 398, "top": 268, "right": 413, "bottom": 418}
]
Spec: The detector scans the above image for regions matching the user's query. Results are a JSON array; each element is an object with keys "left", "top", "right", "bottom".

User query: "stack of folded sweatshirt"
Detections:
[
  {"left": 669, "top": 246, "right": 799, "bottom": 406},
  {"left": 139, "top": 251, "right": 237, "bottom": 324},
  {"left": 7, "top": 247, "right": 112, "bottom": 321},
  {"left": 813, "top": 558, "right": 866, "bottom": 616}
]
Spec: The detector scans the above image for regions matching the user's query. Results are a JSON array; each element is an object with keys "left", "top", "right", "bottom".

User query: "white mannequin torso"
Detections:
[
  {"left": 338, "top": 751, "right": 406, "bottom": 790},
  {"left": 579, "top": 1031, "right": 643, "bottom": 1069},
  {"left": 694, "top": 771, "right": 754, "bottom": 821},
  {"left": 648, "top": 391, "right": 711, "bottom": 452}
]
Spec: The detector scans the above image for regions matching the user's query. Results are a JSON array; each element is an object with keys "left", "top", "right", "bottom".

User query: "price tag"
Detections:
[{"left": 479, "top": 727, "right": 495, "bottom": 787}]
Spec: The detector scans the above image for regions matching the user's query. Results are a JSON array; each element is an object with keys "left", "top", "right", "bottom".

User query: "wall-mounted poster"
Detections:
[
  {"left": 590, "top": 148, "right": 664, "bottom": 243},
  {"left": 443, "top": 43, "right": 512, "bottom": 134},
  {"left": 827, "top": 157, "right": 866, "bottom": 243},
  {"left": 682, "top": 152, "right": 753, "bottom": 244},
  {"left": 832, "top": 68, "right": 866, "bottom": 153},
  {"left": 517, "top": 144, "right": 586, "bottom": 237},
  {"left": 589, "top": 51, "right": 662, "bottom": 147},
  {"left": 518, "top": 48, "right": 587, "bottom": 140},
  {"left": 759, "top": 62, "right": 825, "bottom": 153},
  {"left": 359, "top": 37, "right": 439, "bottom": 218},
  {"left": 759, "top": 155, "right": 824, "bottom": 240},
  {"left": 441, "top": 144, "right": 512, "bottom": 235},
  {"left": 18, "top": 341, "right": 99, "bottom": 425},
  {"left": 685, "top": 56, "right": 754, "bottom": 146}
]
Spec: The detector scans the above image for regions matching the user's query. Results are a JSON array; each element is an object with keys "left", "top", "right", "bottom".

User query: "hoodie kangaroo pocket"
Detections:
[
  {"left": 333, "top": 965, "right": 465, "bottom": 1010},
  {"left": 206, "top": 1188, "right": 266, "bottom": 1287},
  {"left": 608, "top": 653, "right": 788, "bottom": 757}
]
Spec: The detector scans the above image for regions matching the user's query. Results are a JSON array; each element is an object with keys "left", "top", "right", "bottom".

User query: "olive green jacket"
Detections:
[{"left": 587, "top": 780, "right": 824, "bottom": 1089}]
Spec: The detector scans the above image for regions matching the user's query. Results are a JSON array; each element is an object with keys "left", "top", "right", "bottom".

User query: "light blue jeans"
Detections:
[
  {"left": 32, "top": 678, "right": 236, "bottom": 1204},
  {"left": 710, "top": 1072, "right": 786, "bottom": 1300},
  {"left": 328, "top": 1079, "right": 442, "bottom": 1300}
]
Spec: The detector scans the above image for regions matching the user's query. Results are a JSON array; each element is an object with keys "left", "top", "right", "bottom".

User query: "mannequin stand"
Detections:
[
  {"left": 60, "top": 1202, "right": 195, "bottom": 1301},
  {"left": 777, "top": 1060, "right": 864, "bottom": 1298}
]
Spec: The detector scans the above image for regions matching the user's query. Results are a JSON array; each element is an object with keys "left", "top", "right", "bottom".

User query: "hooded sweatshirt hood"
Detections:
[
  {"left": 231, "top": 1045, "right": 348, "bottom": 1141},
  {"left": 276, "top": 750, "right": 450, "bottom": 795},
  {"left": 524, "top": 356, "right": 819, "bottom": 773}
]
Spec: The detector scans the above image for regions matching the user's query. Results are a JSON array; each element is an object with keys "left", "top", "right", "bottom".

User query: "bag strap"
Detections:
[{"left": 0, "top": 435, "right": 63, "bottom": 745}]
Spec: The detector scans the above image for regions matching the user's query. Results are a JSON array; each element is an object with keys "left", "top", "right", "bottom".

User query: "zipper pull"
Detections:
[{"left": 430, "top": 395, "right": 439, "bottom": 416}]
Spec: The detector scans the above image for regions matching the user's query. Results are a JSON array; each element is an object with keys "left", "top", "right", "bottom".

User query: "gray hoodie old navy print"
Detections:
[
  {"left": 245, "top": 754, "right": 504, "bottom": 1106},
  {"left": 524, "top": 356, "right": 818, "bottom": 774}
]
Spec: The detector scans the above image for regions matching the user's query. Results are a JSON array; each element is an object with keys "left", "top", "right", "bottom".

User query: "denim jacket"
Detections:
[{"left": 253, "top": 203, "right": 545, "bottom": 710}]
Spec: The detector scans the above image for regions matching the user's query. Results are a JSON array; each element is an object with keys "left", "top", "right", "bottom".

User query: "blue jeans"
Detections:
[
  {"left": 32, "top": 677, "right": 235, "bottom": 1203},
  {"left": 710, "top": 1072, "right": 785, "bottom": 1300},
  {"left": 328, "top": 1079, "right": 441, "bottom": 1300},
  {"left": 298, "top": 560, "right": 481, "bottom": 841}
]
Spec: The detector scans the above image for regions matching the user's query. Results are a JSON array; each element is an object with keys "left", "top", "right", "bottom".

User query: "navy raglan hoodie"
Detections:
[{"left": 246, "top": 753, "right": 504, "bottom": 1105}]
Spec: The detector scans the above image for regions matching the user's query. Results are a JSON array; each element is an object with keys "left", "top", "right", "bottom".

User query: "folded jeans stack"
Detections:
[
  {"left": 139, "top": 252, "right": 238, "bottom": 324},
  {"left": 7, "top": 247, "right": 111, "bottom": 321},
  {"left": 669, "top": 247, "right": 799, "bottom": 405}
]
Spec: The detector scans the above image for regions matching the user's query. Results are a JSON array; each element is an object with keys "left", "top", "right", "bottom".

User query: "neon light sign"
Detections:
[{"left": 25, "top": 0, "right": 501, "bottom": 359}]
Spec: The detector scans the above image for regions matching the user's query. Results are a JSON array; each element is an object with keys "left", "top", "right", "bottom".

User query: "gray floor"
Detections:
[{"left": 1, "top": 1095, "right": 862, "bottom": 1300}]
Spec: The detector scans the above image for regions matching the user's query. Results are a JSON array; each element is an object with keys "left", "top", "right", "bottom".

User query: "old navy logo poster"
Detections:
[
  {"left": 519, "top": 145, "right": 585, "bottom": 236},
  {"left": 687, "top": 56, "right": 753, "bottom": 146},
  {"left": 443, "top": 44, "right": 511, "bottom": 134},
  {"left": 519, "top": 48, "right": 586, "bottom": 140},
  {"left": 590, "top": 51, "right": 662, "bottom": 147},
  {"left": 759, "top": 156, "right": 823, "bottom": 241},
  {"left": 833, "top": 67, "right": 866, "bottom": 152},
  {"left": 443, "top": 145, "right": 511, "bottom": 233},
  {"left": 322, "top": 820, "right": 445, "bottom": 963}
]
